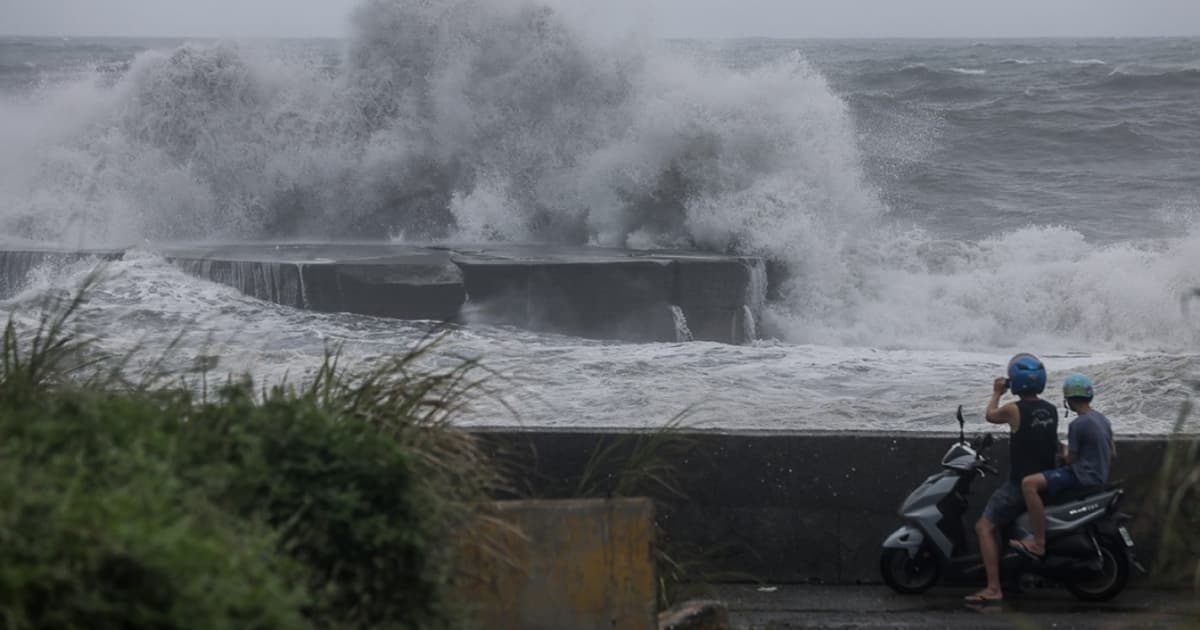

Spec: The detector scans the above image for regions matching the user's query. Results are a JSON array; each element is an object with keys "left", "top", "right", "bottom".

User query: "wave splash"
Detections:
[
  {"left": 767, "top": 223, "right": 1200, "bottom": 352},
  {"left": 0, "top": 0, "right": 877, "bottom": 253}
]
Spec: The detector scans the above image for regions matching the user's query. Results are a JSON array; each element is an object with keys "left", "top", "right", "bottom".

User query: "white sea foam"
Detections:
[
  {"left": 3, "top": 254, "right": 1188, "bottom": 433},
  {"left": 950, "top": 67, "right": 987, "bottom": 75},
  {"left": 766, "top": 223, "right": 1200, "bottom": 352}
]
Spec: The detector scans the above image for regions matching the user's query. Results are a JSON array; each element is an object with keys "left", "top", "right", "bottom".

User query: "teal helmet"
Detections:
[{"left": 1062, "top": 373, "right": 1095, "bottom": 400}]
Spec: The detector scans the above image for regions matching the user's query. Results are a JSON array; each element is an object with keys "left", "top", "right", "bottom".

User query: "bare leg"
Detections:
[
  {"left": 1013, "top": 473, "right": 1048, "bottom": 556},
  {"left": 968, "top": 517, "right": 1003, "bottom": 601}
]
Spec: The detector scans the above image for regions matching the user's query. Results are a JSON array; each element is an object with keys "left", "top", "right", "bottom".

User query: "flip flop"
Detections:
[
  {"left": 1008, "top": 538, "right": 1045, "bottom": 561},
  {"left": 964, "top": 592, "right": 1003, "bottom": 604}
]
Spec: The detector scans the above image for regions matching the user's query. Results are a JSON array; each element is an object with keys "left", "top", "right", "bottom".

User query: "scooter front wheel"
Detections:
[{"left": 880, "top": 546, "right": 940, "bottom": 594}]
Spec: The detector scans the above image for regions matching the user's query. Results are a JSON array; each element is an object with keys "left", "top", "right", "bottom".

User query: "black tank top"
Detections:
[{"left": 1010, "top": 399, "right": 1059, "bottom": 483}]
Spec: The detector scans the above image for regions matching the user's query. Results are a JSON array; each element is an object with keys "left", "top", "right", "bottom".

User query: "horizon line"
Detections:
[{"left": 2, "top": 32, "right": 1199, "bottom": 41}]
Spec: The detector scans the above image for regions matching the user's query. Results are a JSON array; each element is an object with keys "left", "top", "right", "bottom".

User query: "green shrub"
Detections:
[
  {"left": 177, "top": 380, "right": 457, "bottom": 628},
  {"left": 0, "top": 388, "right": 306, "bottom": 630},
  {"left": 0, "top": 283, "right": 500, "bottom": 629}
]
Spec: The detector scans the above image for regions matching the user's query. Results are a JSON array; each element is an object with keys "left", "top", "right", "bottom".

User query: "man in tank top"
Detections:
[{"left": 966, "top": 353, "right": 1059, "bottom": 604}]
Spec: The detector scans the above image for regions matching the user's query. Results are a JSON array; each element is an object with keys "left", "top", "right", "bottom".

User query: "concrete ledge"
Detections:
[
  {"left": 0, "top": 243, "right": 764, "bottom": 344},
  {"left": 457, "top": 498, "right": 658, "bottom": 630},
  {"left": 165, "top": 244, "right": 465, "bottom": 321},
  {"left": 477, "top": 429, "right": 1189, "bottom": 585}
]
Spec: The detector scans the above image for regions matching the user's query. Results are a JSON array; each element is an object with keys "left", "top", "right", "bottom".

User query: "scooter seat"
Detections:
[{"left": 1044, "top": 480, "right": 1122, "bottom": 505}]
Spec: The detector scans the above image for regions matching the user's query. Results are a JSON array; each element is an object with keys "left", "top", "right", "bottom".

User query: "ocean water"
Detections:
[{"left": 2, "top": 0, "right": 1199, "bottom": 433}]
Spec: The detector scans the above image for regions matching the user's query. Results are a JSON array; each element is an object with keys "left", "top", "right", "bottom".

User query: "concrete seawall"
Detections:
[
  {"left": 0, "top": 243, "right": 765, "bottom": 344},
  {"left": 476, "top": 429, "right": 1184, "bottom": 584}
]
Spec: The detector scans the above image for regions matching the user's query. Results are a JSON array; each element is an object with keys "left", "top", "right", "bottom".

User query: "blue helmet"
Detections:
[
  {"left": 1063, "top": 373, "right": 1095, "bottom": 400},
  {"left": 1007, "top": 353, "right": 1046, "bottom": 395}
]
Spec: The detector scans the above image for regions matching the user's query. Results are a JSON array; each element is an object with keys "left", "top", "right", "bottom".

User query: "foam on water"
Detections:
[
  {"left": 767, "top": 223, "right": 1200, "bottom": 353},
  {"left": 1, "top": 254, "right": 1192, "bottom": 434}
]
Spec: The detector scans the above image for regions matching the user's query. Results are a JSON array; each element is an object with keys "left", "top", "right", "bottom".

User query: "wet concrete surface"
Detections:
[{"left": 714, "top": 584, "right": 1199, "bottom": 629}]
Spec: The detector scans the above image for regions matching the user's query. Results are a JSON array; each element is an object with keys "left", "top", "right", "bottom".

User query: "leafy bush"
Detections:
[
  {"left": 0, "top": 283, "right": 499, "bottom": 629},
  {"left": 0, "top": 385, "right": 307, "bottom": 630}
]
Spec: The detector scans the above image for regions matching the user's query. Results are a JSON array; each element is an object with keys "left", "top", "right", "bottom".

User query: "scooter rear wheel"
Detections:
[
  {"left": 1064, "top": 540, "right": 1129, "bottom": 602},
  {"left": 880, "top": 546, "right": 940, "bottom": 594}
]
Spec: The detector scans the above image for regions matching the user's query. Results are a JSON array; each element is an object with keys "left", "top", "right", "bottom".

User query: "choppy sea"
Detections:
[{"left": 2, "top": 3, "right": 1199, "bottom": 433}]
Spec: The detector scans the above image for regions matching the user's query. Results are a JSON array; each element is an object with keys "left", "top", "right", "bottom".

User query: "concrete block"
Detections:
[
  {"left": 455, "top": 255, "right": 677, "bottom": 342},
  {"left": 671, "top": 257, "right": 759, "bottom": 343},
  {"left": 299, "top": 262, "right": 464, "bottom": 320},
  {"left": 679, "top": 306, "right": 742, "bottom": 345},
  {"left": 672, "top": 258, "right": 750, "bottom": 310},
  {"left": 458, "top": 498, "right": 658, "bottom": 630}
]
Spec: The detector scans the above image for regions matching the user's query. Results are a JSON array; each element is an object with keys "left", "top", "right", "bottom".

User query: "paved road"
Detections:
[{"left": 712, "top": 584, "right": 1199, "bottom": 629}]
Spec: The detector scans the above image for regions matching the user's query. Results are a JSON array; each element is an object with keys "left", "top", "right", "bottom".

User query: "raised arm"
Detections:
[{"left": 985, "top": 377, "right": 1020, "bottom": 429}]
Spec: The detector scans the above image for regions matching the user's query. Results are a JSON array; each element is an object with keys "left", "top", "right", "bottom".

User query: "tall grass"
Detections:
[
  {"left": 1152, "top": 292, "right": 1200, "bottom": 604},
  {"left": 1149, "top": 396, "right": 1200, "bottom": 595},
  {"left": 0, "top": 281, "right": 503, "bottom": 629}
]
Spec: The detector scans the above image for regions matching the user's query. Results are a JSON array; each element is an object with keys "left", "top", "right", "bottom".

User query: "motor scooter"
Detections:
[{"left": 880, "top": 406, "right": 1142, "bottom": 601}]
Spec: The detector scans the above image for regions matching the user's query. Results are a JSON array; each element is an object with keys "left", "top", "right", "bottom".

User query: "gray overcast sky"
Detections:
[{"left": 2, "top": 0, "right": 1199, "bottom": 38}]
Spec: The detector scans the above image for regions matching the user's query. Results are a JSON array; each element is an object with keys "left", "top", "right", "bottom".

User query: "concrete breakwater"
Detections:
[
  {"left": 475, "top": 429, "right": 1183, "bottom": 584},
  {"left": 0, "top": 243, "right": 767, "bottom": 344}
]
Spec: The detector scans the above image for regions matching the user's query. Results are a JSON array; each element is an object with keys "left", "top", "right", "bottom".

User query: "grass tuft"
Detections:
[{"left": 1149, "top": 392, "right": 1200, "bottom": 595}]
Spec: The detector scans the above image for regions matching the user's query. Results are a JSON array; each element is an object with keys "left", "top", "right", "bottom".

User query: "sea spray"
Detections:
[{"left": 0, "top": 0, "right": 880, "bottom": 273}]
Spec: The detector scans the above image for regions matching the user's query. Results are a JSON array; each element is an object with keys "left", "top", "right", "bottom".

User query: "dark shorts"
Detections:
[
  {"left": 983, "top": 481, "right": 1025, "bottom": 526},
  {"left": 1042, "top": 465, "right": 1081, "bottom": 495}
]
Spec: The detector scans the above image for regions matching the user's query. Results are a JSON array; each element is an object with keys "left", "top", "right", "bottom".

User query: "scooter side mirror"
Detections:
[
  {"left": 956, "top": 405, "right": 965, "bottom": 443},
  {"left": 956, "top": 405, "right": 964, "bottom": 426}
]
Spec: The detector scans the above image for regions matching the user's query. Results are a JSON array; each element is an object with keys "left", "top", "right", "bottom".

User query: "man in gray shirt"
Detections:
[{"left": 1009, "top": 372, "right": 1115, "bottom": 558}]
